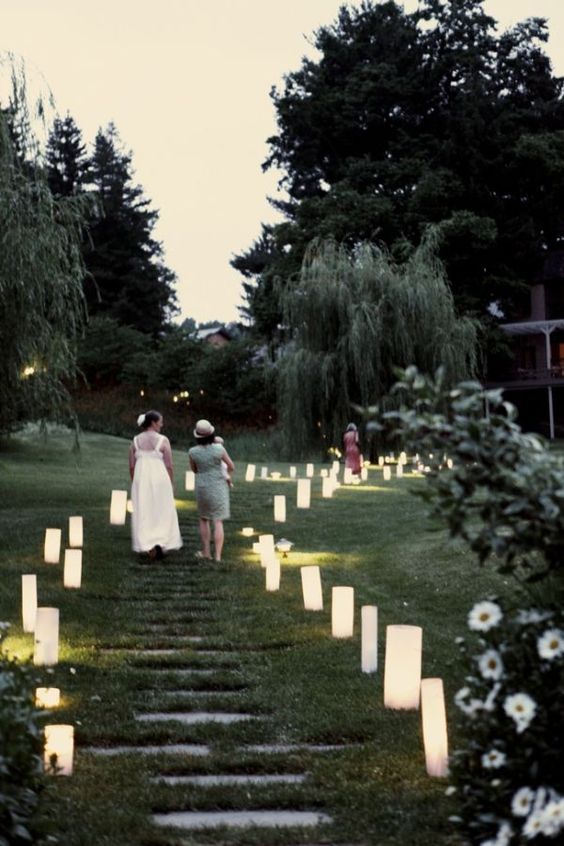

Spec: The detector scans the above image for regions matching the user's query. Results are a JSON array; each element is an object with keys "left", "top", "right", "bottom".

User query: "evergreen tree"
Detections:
[
  {"left": 235, "top": 0, "right": 564, "bottom": 343},
  {"left": 45, "top": 113, "right": 89, "bottom": 196},
  {"left": 84, "top": 123, "right": 177, "bottom": 336}
]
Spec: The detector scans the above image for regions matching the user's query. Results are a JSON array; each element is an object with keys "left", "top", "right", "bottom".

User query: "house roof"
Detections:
[{"left": 196, "top": 325, "right": 231, "bottom": 341}]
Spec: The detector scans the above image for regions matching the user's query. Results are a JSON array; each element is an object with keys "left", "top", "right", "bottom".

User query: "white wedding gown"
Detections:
[{"left": 131, "top": 435, "right": 182, "bottom": 553}]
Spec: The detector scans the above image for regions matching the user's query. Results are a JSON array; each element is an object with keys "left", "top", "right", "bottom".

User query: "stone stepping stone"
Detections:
[
  {"left": 135, "top": 711, "right": 261, "bottom": 725},
  {"left": 147, "top": 689, "right": 247, "bottom": 698},
  {"left": 241, "top": 744, "right": 357, "bottom": 754},
  {"left": 84, "top": 743, "right": 210, "bottom": 757},
  {"left": 152, "top": 810, "right": 331, "bottom": 830},
  {"left": 100, "top": 648, "right": 180, "bottom": 656},
  {"left": 137, "top": 668, "right": 218, "bottom": 676},
  {"left": 152, "top": 774, "right": 307, "bottom": 786}
]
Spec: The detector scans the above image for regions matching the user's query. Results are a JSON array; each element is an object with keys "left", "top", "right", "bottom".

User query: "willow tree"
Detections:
[
  {"left": 277, "top": 236, "right": 478, "bottom": 453},
  {"left": 0, "top": 56, "right": 88, "bottom": 433}
]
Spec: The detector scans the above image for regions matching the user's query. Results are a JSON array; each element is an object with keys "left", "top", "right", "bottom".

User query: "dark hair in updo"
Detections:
[
  {"left": 140, "top": 410, "right": 162, "bottom": 430},
  {"left": 194, "top": 432, "right": 215, "bottom": 445}
]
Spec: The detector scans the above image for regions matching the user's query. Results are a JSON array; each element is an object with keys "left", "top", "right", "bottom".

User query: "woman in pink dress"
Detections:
[{"left": 343, "top": 423, "right": 362, "bottom": 475}]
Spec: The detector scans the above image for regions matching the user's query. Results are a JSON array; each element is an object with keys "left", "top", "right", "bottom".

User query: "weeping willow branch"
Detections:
[
  {"left": 0, "top": 57, "right": 88, "bottom": 434},
  {"left": 277, "top": 236, "right": 478, "bottom": 454}
]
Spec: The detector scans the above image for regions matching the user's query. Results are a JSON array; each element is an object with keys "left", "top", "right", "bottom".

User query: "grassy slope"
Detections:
[{"left": 0, "top": 430, "right": 518, "bottom": 846}]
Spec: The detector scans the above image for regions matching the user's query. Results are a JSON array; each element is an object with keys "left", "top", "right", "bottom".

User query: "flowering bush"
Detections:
[{"left": 450, "top": 600, "right": 564, "bottom": 844}]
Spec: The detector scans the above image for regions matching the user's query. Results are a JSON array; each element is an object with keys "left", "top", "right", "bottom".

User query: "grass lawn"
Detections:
[{"left": 0, "top": 430, "right": 520, "bottom": 845}]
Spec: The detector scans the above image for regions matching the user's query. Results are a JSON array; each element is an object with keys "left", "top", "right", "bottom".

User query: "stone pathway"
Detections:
[{"left": 87, "top": 557, "right": 336, "bottom": 842}]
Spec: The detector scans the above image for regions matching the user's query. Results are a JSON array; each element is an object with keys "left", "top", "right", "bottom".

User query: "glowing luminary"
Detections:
[
  {"left": 241, "top": 527, "right": 254, "bottom": 537},
  {"left": 383, "top": 466, "right": 392, "bottom": 481},
  {"left": 260, "top": 466, "right": 268, "bottom": 479},
  {"left": 274, "top": 495, "right": 286, "bottom": 522},
  {"left": 399, "top": 451, "right": 407, "bottom": 465},
  {"left": 258, "top": 534, "right": 275, "bottom": 568},
  {"left": 421, "top": 678, "right": 449, "bottom": 777},
  {"left": 332, "top": 586, "right": 354, "bottom": 638},
  {"left": 289, "top": 466, "right": 297, "bottom": 479},
  {"left": 300, "top": 566, "right": 323, "bottom": 610},
  {"left": 361, "top": 605, "right": 378, "bottom": 673},
  {"left": 185, "top": 470, "right": 195, "bottom": 491},
  {"left": 306, "top": 463, "right": 314, "bottom": 478},
  {"left": 331, "top": 460, "right": 340, "bottom": 474},
  {"left": 360, "top": 467, "right": 368, "bottom": 481},
  {"left": 44, "top": 724, "right": 74, "bottom": 776},
  {"left": 245, "top": 464, "right": 256, "bottom": 482},
  {"left": 296, "top": 479, "right": 311, "bottom": 509},
  {"left": 378, "top": 456, "right": 384, "bottom": 467},
  {"left": 21, "top": 574, "right": 37, "bottom": 633},
  {"left": 265, "top": 557, "right": 281, "bottom": 592},
  {"left": 126, "top": 499, "right": 134, "bottom": 514},
  {"left": 343, "top": 468, "right": 353, "bottom": 485},
  {"left": 384, "top": 625, "right": 423, "bottom": 709},
  {"left": 36, "top": 687, "right": 60, "bottom": 708},
  {"left": 68, "top": 516, "right": 83, "bottom": 548},
  {"left": 396, "top": 463, "right": 403, "bottom": 478},
  {"left": 320, "top": 468, "right": 328, "bottom": 477},
  {"left": 271, "top": 471, "right": 282, "bottom": 480},
  {"left": 34, "top": 607, "right": 59, "bottom": 666},
  {"left": 322, "top": 477, "right": 334, "bottom": 498},
  {"left": 109, "top": 490, "right": 127, "bottom": 525},
  {"left": 44, "top": 529, "right": 61, "bottom": 564},
  {"left": 63, "top": 549, "right": 82, "bottom": 589},
  {"left": 252, "top": 542, "right": 261, "bottom": 553}
]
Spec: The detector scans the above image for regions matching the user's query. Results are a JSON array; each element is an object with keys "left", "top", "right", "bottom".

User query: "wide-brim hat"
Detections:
[{"left": 194, "top": 419, "right": 215, "bottom": 438}]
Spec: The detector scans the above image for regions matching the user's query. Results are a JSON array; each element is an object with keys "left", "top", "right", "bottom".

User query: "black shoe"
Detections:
[{"left": 155, "top": 545, "right": 164, "bottom": 560}]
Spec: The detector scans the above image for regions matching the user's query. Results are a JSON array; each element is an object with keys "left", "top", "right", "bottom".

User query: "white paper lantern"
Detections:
[
  {"left": 44, "top": 529, "right": 61, "bottom": 564},
  {"left": 331, "top": 460, "right": 340, "bottom": 474},
  {"left": 300, "top": 566, "right": 323, "bottom": 610},
  {"left": 320, "top": 468, "right": 328, "bottom": 477},
  {"left": 252, "top": 541, "right": 261, "bottom": 553},
  {"left": 68, "top": 516, "right": 83, "bottom": 548},
  {"left": 265, "top": 557, "right": 281, "bottom": 591},
  {"left": 126, "top": 499, "right": 134, "bottom": 513},
  {"left": 34, "top": 607, "right": 59, "bottom": 666},
  {"left": 321, "top": 477, "right": 334, "bottom": 498},
  {"left": 289, "top": 465, "right": 297, "bottom": 479},
  {"left": 258, "top": 534, "right": 275, "bottom": 568},
  {"left": 274, "top": 495, "right": 286, "bottom": 522},
  {"left": 260, "top": 466, "right": 268, "bottom": 479},
  {"left": 396, "top": 463, "right": 403, "bottom": 478},
  {"left": 44, "top": 724, "right": 74, "bottom": 776},
  {"left": 21, "top": 574, "right": 37, "bottom": 633},
  {"left": 361, "top": 605, "right": 378, "bottom": 673},
  {"left": 270, "top": 471, "right": 282, "bottom": 480},
  {"left": 296, "top": 479, "right": 311, "bottom": 509},
  {"left": 378, "top": 456, "right": 384, "bottom": 466},
  {"left": 399, "top": 451, "right": 407, "bottom": 465},
  {"left": 343, "top": 467, "right": 353, "bottom": 485},
  {"left": 185, "top": 470, "right": 195, "bottom": 491},
  {"left": 63, "top": 549, "right": 82, "bottom": 589},
  {"left": 245, "top": 463, "right": 256, "bottom": 482},
  {"left": 360, "top": 466, "right": 368, "bottom": 481},
  {"left": 109, "top": 490, "right": 127, "bottom": 525},
  {"left": 241, "top": 527, "right": 254, "bottom": 537},
  {"left": 421, "top": 678, "right": 449, "bottom": 777},
  {"left": 36, "top": 687, "right": 60, "bottom": 708},
  {"left": 306, "top": 463, "right": 314, "bottom": 478},
  {"left": 384, "top": 625, "right": 423, "bottom": 709},
  {"left": 383, "top": 466, "right": 392, "bottom": 481},
  {"left": 332, "top": 586, "right": 354, "bottom": 638}
]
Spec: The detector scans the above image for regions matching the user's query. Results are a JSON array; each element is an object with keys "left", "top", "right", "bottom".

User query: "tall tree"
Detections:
[
  {"left": 277, "top": 237, "right": 478, "bottom": 453},
  {"left": 235, "top": 0, "right": 564, "bottom": 342},
  {"left": 45, "top": 113, "right": 89, "bottom": 196},
  {"left": 84, "top": 123, "right": 177, "bottom": 336},
  {"left": 0, "top": 71, "right": 88, "bottom": 433}
]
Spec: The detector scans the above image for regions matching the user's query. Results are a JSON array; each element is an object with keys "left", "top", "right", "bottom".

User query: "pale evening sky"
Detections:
[{"left": 2, "top": 0, "right": 564, "bottom": 324}]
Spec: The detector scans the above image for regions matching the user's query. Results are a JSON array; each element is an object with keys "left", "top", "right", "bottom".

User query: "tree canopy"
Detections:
[{"left": 235, "top": 0, "right": 564, "bottom": 341}]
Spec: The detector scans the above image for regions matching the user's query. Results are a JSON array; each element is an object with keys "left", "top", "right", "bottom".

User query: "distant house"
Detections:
[
  {"left": 487, "top": 250, "right": 564, "bottom": 438},
  {"left": 196, "top": 325, "right": 232, "bottom": 348}
]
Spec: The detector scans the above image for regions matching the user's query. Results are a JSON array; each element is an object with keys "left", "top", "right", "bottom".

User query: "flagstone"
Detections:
[
  {"left": 151, "top": 809, "right": 332, "bottom": 829},
  {"left": 151, "top": 773, "right": 307, "bottom": 786},
  {"left": 84, "top": 743, "right": 210, "bottom": 756},
  {"left": 135, "top": 711, "right": 262, "bottom": 724}
]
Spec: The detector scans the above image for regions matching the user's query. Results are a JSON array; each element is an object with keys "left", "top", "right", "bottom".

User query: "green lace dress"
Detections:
[{"left": 189, "top": 443, "right": 230, "bottom": 520}]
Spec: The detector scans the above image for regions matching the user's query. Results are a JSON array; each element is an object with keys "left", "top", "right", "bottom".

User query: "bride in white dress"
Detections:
[{"left": 129, "top": 410, "right": 182, "bottom": 559}]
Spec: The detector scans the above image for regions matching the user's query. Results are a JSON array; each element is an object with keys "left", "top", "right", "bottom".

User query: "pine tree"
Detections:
[
  {"left": 84, "top": 123, "right": 177, "bottom": 336},
  {"left": 45, "top": 113, "right": 89, "bottom": 196}
]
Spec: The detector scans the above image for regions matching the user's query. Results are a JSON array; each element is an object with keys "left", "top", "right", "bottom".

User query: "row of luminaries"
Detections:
[
  {"left": 20, "top": 516, "right": 87, "bottom": 776},
  {"left": 238, "top": 467, "right": 449, "bottom": 780}
]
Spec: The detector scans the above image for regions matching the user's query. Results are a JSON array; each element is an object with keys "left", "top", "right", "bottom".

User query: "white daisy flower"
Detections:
[
  {"left": 503, "top": 693, "right": 537, "bottom": 733},
  {"left": 537, "top": 629, "right": 564, "bottom": 660},
  {"left": 482, "top": 749, "right": 506, "bottom": 769},
  {"left": 484, "top": 682, "right": 502, "bottom": 712},
  {"left": 468, "top": 601, "right": 503, "bottom": 632},
  {"left": 516, "top": 609, "right": 552, "bottom": 625},
  {"left": 523, "top": 809, "right": 545, "bottom": 839},
  {"left": 478, "top": 649, "right": 504, "bottom": 680},
  {"left": 497, "top": 821, "right": 513, "bottom": 845},
  {"left": 540, "top": 799, "right": 564, "bottom": 837},
  {"left": 512, "top": 787, "right": 535, "bottom": 817}
]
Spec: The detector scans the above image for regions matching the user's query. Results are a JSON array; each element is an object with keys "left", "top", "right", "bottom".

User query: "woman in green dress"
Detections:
[{"left": 188, "top": 419, "right": 235, "bottom": 561}]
